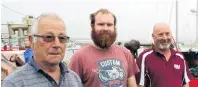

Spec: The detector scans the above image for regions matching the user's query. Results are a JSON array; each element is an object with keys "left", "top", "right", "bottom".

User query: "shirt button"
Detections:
[{"left": 52, "top": 81, "right": 56, "bottom": 85}]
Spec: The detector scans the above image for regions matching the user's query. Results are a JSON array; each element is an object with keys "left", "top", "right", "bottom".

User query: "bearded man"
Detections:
[
  {"left": 69, "top": 8, "right": 139, "bottom": 87},
  {"left": 135, "top": 23, "right": 192, "bottom": 87}
]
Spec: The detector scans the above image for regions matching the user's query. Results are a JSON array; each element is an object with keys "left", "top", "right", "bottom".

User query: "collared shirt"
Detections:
[
  {"left": 2, "top": 59, "right": 83, "bottom": 87},
  {"left": 136, "top": 48, "right": 192, "bottom": 87}
]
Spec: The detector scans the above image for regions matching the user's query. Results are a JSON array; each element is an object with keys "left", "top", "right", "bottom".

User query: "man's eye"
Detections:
[
  {"left": 98, "top": 23, "right": 104, "bottom": 26},
  {"left": 107, "top": 24, "right": 113, "bottom": 26},
  {"left": 158, "top": 34, "right": 163, "bottom": 37},
  {"left": 45, "top": 35, "right": 54, "bottom": 38},
  {"left": 59, "top": 36, "right": 66, "bottom": 39},
  {"left": 166, "top": 33, "right": 170, "bottom": 36}
]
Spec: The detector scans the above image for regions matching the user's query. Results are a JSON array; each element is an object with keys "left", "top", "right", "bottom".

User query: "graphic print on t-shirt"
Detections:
[{"left": 93, "top": 58, "right": 125, "bottom": 87}]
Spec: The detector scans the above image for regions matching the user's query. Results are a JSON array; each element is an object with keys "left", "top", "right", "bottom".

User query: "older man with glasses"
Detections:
[{"left": 2, "top": 13, "right": 82, "bottom": 87}]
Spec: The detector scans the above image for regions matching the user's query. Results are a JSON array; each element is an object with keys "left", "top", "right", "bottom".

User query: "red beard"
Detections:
[{"left": 91, "top": 28, "right": 117, "bottom": 49}]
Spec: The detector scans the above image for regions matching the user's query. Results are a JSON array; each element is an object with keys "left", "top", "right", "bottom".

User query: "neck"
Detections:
[
  {"left": 92, "top": 44, "right": 109, "bottom": 51},
  {"left": 43, "top": 64, "right": 60, "bottom": 73},
  {"left": 35, "top": 58, "right": 60, "bottom": 73},
  {"left": 34, "top": 57, "right": 61, "bottom": 84},
  {"left": 159, "top": 49, "right": 170, "bottom": 55},
  {"left": 154, "top": 46, "right": 171, "bottom": 61},
  {"left": 154, "top": 46, "right": 171, "bottom": 55}
]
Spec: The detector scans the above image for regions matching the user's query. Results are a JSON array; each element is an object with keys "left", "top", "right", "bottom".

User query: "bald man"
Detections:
[{"left": 135, "top": 23, "right": 191, "bottom": 87}]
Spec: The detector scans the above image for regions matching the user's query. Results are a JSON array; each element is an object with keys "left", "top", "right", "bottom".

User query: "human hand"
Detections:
[{"left": 10, "top": 54, "right": 20, "bottom": 62}]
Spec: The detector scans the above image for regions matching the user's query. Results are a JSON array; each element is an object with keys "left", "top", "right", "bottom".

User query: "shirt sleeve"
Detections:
[
  {"left": 176, "top": 53, "right": 192, "bottom": 85},
  {"left": 126, "top": 50, "right": 140, "bottom": 78},
  {"left": 135, "top": 52, "right": 147, "bottom": 86},
  {"left": 2, "top": 80, "right": 15, "bottom": 87},
  {"left": 69, "top": 70, "right": 83, "bottom": 87},
  {"left": 68, "top": 52, "right": 83, "bottom": 81},
  {"left": 182, "top": 59, "right": 192, "bottom": 85}
]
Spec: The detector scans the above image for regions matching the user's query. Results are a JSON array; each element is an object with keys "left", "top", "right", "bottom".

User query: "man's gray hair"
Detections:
[{"left": 31, "top": 13, "right": 65, "bottom": 43}]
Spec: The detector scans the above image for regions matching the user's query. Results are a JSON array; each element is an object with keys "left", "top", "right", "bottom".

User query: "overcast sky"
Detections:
[{"left": 1, "top": 0, "right": 197, "bottom": 44}]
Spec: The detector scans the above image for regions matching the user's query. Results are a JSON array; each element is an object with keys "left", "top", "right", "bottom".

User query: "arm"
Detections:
[
  {"left": 15, "top": 57, "right": 25, "bottom": 66},
  {"left": 182, "top": 61, "right": 191, "bottom": 86},
  {"left": 125, "top": 49, "right": 139, "bottom": 87},
  {"left": 127, "top": 75, "right": 138, "bottom": 87},
  {"left": 69, "top": 70, "right": 83, "bottom": 87},
  {"left": 179, "top": 53, "right": 191, "bottom": 86},
  {"left": 183, "top": 83, "right": 189, "bottom": 87},
  {"left": 2, "top": 80, "right": 15, "bottom": 87},
  {"left": 1, "top": 67, "right": 9, "bottom": 80},
  {"left": 10, "top": 54, "right": 24, "bottom": 66},
  {"left": 135, "top": 51, "right": 148, "bottom": 87}
]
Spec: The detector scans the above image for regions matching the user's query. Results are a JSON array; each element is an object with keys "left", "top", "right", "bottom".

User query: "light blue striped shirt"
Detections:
[{"left": 2, "top": 59, "right": 83, "bottom": 87}]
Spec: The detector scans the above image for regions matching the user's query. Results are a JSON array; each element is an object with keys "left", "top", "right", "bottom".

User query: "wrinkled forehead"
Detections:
[
  {"left": 38, "top": 18, "right": 66, "bottom": 34},
  {"left": 153, "top": 24, "right": 171, "bottom": 34}
]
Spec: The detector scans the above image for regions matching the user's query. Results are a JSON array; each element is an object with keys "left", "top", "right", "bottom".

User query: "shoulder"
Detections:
[
  {"left": 137, "top": 49, "right": 153, "bottom": 62},
  {"left": 111, "top": 45, "right": 137, "bottom": 60},
  {"left": 174, "top": 52, "right": 188, "bottom": 64},
  {"left": 65, "top": 69, "right": 82, "bottom": 85},
  {"left": 67, "top": 69, "right": 81, "bottom": 78},
  {"left": 112, "top": 45, "right": 131, "bottom": 53},
  {"left": 175, "top": 52, "right": 185, "bottom": 60},
  {"left": 3, "top": 64, "right": 35, "bottom": 86},
  {"left": 73, "top": 44, "right": 92, "bottom": 55},
  {"left": 139, "top": 49, "right": 153, "bottom": 57}
]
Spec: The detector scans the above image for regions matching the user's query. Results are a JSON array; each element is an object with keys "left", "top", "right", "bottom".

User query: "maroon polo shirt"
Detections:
[{"left": 136, "top": 48, "right": 192, "bottom": 87}]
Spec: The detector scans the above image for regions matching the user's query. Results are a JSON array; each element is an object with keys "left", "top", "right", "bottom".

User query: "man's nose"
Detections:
[
  {"left": 103, "top": 24, "right": 109, "bottom": 31},
  {"left": 52, "top": 37, "right": 61, "bottom": 48},
  {"left": 162, "top": 34, "right": 168, "bottom": 39}
]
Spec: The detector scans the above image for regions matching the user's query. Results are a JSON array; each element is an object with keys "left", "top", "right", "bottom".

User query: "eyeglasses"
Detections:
[{"left": 34, "top": 34, "right": 70, "bottom": 43}]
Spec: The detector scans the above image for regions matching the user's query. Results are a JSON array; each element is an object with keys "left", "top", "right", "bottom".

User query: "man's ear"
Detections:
[
  {"left": 115, "top": 26, "right": 117, "bottom": 30},
  {"left": 28, "top": 35, "right": 34, "bottom": 48},
  {"left": 152, "top": 33, "right": 154, "bottom": 39},
  {"left": 91, "top": 24, "right": 94, "bottom": 29},
  {"left": 28, "top": 35, "right": 33, "bottom": 43}
]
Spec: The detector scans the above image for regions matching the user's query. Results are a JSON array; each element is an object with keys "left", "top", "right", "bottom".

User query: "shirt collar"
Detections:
[
  {"left": 29, "top": 58, "right": 40, "bottom": 72},
  {"left": 152, "top": 45, "right": 177, "bottom": 57},
  {"left": 28, "top": 59, "right": 69, "bottom": 73},
  {"left": 59, "top": 62, "right": 69, "bottom": 73}
]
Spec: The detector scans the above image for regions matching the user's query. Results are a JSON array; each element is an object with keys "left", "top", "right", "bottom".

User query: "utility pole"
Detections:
[
  {"left": 176, "top": 0, "right": 178, "bottom": 43},
  {"left": 196, "top": 0, "right": 198, "bottom": 42},
  {"left": 190, "top": 0, "right": 198, "bottom": 43}
]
